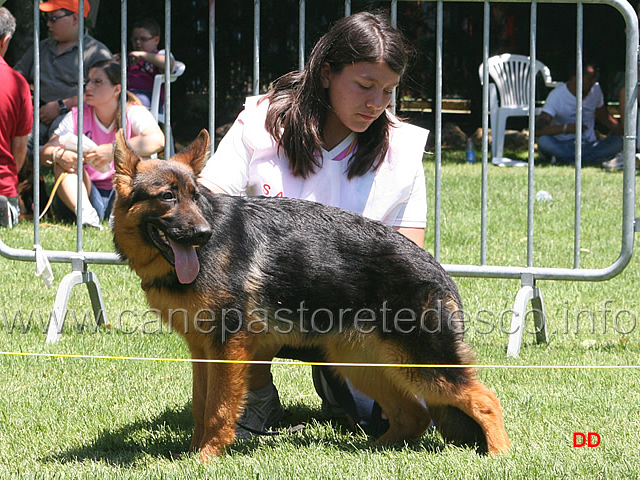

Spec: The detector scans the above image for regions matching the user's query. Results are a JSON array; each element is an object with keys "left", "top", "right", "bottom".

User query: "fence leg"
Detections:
[
  {"left": 506, "top": 274, "right": 549, "bottom": 358},
  {"left": 45, "top": 257, "right": 108, "bottom": 344}
]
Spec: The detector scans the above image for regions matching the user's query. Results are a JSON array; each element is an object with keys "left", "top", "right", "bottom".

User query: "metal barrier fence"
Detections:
[{"left": 0, "top": 0, "right": 637, "bottom": 357}]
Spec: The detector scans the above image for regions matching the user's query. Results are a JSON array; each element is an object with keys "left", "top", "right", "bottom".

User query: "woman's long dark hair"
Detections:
[
  {"left": 265, "top": 10, "right": 409, "bottom": 179},
  {"left": 88, "top": 59, "right": 143, "bottom": 131}
]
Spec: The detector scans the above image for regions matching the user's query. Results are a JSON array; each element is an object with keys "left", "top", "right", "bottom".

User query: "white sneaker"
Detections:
[
  {"left": 602, "top": 152, "right": 624, "bottom": 171},
  {"left": 81, "top": 206, "right": 103, "bottom": 230}
]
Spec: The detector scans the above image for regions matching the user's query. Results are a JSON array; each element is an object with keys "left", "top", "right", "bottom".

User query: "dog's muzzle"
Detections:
[{"left": 147, "top": 224, "right": 212, "bottom": 284}]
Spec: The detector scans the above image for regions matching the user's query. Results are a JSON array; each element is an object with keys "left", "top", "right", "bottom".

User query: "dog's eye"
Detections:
[{"left": 161, "top": 191, "right": 175, "bottom": 201}]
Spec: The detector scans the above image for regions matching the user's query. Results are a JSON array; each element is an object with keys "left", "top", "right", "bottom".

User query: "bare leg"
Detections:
[{"left": 54, "top": 165, "right": 92, "bottom": 214}]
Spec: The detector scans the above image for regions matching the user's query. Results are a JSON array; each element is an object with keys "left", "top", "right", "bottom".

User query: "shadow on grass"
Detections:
[
  {"left": 47, "top": 403, "right": 445, "bottom": 465},
  {"left": 230, "top": 403, "right": 446, "bottom": 456},
  {"left": 47, "top": 404, "right": 195, "bottom": 465}
]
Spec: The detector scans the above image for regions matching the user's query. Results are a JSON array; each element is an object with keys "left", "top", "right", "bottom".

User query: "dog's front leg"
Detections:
[
  {"left": 186, "top": 339, "right": 209, "bottom": 453},
  {"left": 198, "top": 341, "right": 252, "bottom": 462},
  {"left": 189, "top": 358, "right": 207, "bottom": 452}
]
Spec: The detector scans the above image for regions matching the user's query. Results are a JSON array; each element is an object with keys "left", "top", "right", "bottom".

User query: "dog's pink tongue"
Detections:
[{"left": 169, "top": 238, "right": 200, "bottom": 284}]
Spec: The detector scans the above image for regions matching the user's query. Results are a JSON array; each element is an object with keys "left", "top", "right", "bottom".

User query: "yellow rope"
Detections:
[
  {"left": 39, "top": 172, "right": 68, "bottom": 220},
  {"left": 0, "top": 351, "right": 638, "bottom": 369}
]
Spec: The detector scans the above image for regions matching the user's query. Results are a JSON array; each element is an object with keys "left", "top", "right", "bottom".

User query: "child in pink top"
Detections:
[{"left": 125, "top": 18, "right": 175, "bottom": 108}]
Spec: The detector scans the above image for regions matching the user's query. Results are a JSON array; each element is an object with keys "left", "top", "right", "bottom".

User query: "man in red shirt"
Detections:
[{"left": 0, "top": 7, "right": 33, "bottom": 227}]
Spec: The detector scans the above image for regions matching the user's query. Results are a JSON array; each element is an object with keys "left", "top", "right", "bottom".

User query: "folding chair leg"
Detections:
[
  {"left": 490, "top": 111, "right": 499, "bottom": 160},
  {"left": 495, "top": 115, "right": 508, "bottom": 160}
]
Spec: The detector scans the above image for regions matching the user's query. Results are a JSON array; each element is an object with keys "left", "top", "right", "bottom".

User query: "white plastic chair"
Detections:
[
  {"left": 478, "top": 54, "right": 556, "bottom": 164},
  {"left": 150, "top": 60, "right": 186, "bottom": 157}
]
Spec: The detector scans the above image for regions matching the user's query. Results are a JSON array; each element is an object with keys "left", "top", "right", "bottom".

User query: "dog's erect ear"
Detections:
[
  {"left": 113, "top": 129, "right": 141, "bottom": 197},
  {"left": 170, "top": 129, "right": 210, "bottom": 175}
]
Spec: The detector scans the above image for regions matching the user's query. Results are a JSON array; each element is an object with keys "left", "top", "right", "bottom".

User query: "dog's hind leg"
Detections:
[
  {"left": 421, "top": 375, "right": 510, "bottom": 455},
  {"left": 373, "top": 383, "right": 432, "bottom": 445},
  {"left": 328, "top": 363, "right": 432, "bottom": 444}
]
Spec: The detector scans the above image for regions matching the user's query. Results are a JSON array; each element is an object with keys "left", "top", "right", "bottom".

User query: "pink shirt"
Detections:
[
  {"left": 71, "top": 106, "right": 132, "bottom": 190},
  {"left": 127, "top": 50, "right": 161, "bottom": 92},
  {"left": 56, "top": 103, "right": 158, "bottom": 190},
  {"left": 56, "top": 104, "right": 158, "bottom": 191}
]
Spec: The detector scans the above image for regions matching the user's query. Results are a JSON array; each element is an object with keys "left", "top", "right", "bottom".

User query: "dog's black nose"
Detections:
[{"left": 190, "top": 225, "right": 212, "bottom": 246}]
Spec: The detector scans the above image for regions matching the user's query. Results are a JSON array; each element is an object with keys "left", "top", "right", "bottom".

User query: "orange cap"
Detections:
[{"left": 39, "top": 0, "right": 91, "bottom": 18}]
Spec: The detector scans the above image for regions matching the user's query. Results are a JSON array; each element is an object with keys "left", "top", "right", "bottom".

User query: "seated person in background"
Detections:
[
  {"left": 602, "top": 62, "right": 640, "bottom": 171},
  {"left": 535, "top": 62, "right": 622, "bottom": 166},
  {"left": 13, "top": 0, "right": 112, "bottom": 150},
  {"left": 603, "top": 1, "right": 640, "bottom": 171},
  {"left": 0, "top": 6, "right": 33, "bottom": 228},
  {"left": 123, "top": 17, "right": 175, "bottom": 108},
  {"left": 41, "top": 60, "right": 164, "bottom": 228}
]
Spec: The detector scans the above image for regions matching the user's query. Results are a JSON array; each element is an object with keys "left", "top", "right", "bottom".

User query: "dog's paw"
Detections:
[
  {"left": 199, "top": 444, "right": 225, "bottom": 463},
  {"left": 487, "top": 434, "right": 511, "bottom": 456}
]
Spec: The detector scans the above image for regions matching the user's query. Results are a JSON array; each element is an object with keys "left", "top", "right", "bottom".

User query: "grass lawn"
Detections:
[{"left": 1, "top": 153, "right": 639, "bottom": 479}]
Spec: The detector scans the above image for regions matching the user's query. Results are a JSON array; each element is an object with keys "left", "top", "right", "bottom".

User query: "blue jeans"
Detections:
[
  {"left": 314, "top": 365, "right": 389, "bottom": 435},
  {"left": 537, "top": 135, "right": 623, "bottom": 166}
]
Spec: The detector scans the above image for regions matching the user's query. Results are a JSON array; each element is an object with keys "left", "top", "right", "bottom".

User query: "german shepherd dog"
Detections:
[{"left": 111, "top": 129, "right": 510, "bottom": 462}]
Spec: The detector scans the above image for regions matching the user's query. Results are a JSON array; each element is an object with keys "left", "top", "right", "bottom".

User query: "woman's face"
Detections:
[
  {"left": 85, "top": 68, "right": 120, "bottom": 107},
  {"left": 321, "top": 61, "right": 400, "bottom": 143}
]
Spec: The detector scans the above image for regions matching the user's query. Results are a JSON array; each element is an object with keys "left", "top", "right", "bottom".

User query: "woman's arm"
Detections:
[
  {"left": 198, "top": 176, "right": 229, "bottom": 194},
  {"left": 84, "top": 104, "right": 166, "bottom": 170},
  {"left": 84, "top": 125, "right": 165, "bottom": 172},
  {"left": 395, "top": 226, "right": 425, "bottom": 247},
  {"left": 595, "top": 104, "right": 620, "bottom": 135},
  {"left": 41, "top": 134, "right": 78, "bottom": 173},
  {"left": 81, "top": 126, "right": 163, "bottom": 173},
  {"left": 124, "top": 125, "right": 165, "bottom": 156},
  {"left": 534, "top": 111, "right": 583, "bottom": 137}
]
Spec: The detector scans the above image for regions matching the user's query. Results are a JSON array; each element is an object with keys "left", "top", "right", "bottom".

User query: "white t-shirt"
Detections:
[
  {"left": 541, "top": 82, "right": 604, "bottom": 143},
  {"left": 201, "top": 97, "right": 429, "bottom": 229}
]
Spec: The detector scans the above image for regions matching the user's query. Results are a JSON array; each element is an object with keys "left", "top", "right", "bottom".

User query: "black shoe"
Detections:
[{"left": 0, "top": 195, "right": 12, "bottom": 228}]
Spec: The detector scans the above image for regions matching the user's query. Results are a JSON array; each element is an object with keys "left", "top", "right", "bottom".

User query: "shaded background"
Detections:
[{"left": 3, "top": 0, "right": 629, "bottom": 145}]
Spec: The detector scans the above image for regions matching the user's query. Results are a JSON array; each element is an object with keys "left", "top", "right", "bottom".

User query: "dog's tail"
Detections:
[{"left": 429, "top": 405, "right": 487, "bottom": 453}]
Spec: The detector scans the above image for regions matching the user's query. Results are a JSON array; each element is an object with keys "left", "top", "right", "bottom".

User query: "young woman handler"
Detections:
[{"left": 199, "top": 11, "right": 429, "bottom": 438}]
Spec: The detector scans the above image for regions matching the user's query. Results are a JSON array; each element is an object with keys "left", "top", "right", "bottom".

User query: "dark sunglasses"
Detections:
[{"left": 45, "top": 12, "right": 74, "bottom": 24}]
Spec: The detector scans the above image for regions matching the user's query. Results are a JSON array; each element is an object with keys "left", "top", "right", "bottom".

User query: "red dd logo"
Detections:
[{"left": 573, "top": 432, "right": 601, "bottom": 447}]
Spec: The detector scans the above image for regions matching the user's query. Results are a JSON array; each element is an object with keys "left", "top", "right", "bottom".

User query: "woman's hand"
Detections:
[
  {"left": 84, "top": 143, "right": 115, "bottom": 172},
  {"left": 56, "top": 149, "right": 79, "bottom": 173}
]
